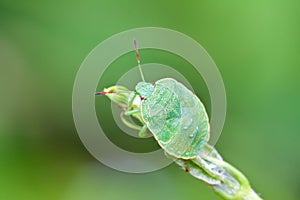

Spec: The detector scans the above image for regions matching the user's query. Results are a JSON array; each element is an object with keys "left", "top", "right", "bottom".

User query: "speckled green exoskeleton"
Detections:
[{"left": 96, "top": 39, "right": 210, "bottom": 159}]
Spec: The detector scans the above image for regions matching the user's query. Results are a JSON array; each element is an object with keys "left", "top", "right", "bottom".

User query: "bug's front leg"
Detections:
[
  {"left": 124, "top": 109, "right": 140, "bottom": 116},
  {"left": 120, "top": 112, "right": 143, "bottom": 131},
  {"left": 137, "top": 124, "right": 148, "bottom": 137},
  {"left": 120, "top": 92, "right": 151, "bottom": 138},
  {"left": 124, "top": 91, "right": 140, "bottom": 115},
  {"left": 120, "top": 112, "right": 149, "bottom": 138}
]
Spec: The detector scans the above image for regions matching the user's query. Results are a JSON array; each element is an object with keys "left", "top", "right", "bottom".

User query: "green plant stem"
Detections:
[
  {"left": 244, "top": 189, "right": 262, "bottom": 200},
  {"left": 207, "top": 157, "right": 261, "bottom": 200},
  {"left": 173, "top": 144, "right": 263, "bottom": 200}
]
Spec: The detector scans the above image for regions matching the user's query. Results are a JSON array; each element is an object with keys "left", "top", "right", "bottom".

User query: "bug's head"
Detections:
[{"left": 135, "top": 82, "right": 155, "bottom": 99}]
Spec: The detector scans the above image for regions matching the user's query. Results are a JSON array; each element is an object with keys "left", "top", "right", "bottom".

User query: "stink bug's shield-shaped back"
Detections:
[{"left": 139, "top": 78, "right": 210, "bottom": 159}]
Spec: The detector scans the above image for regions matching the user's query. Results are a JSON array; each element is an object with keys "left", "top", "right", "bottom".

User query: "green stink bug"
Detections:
[{"left": 96, "top": 39, "right": 210, "bottom": 159}]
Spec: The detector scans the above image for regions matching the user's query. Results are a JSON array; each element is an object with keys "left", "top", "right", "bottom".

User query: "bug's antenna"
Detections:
[{"left": 134, "top": 39, "right": 145, "bottom": 82}]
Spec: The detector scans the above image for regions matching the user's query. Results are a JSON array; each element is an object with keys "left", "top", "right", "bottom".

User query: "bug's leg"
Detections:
[
  {"left": 128, "top": 92, "right": 137, "bottom": 104},
  {"left": 138, "top": 124, "right": 148, "bottom": 137},
  {"left": 124, "top": 109, "right": 140, "bottom": 115},
  {"left": 120, "top": 112, "right": 150, "bottom": 138},
  {"left": 124, "top": 92, "right": 140, "bottom": 116},
  {"left": 120, "top": 112, "right": 143, "bottom": 131},
  {"left": 124, "top": 91, "right": 144, "bottom": 116},
  {"left": 121, "top": 91, "right": 151, "bottom": 137}
]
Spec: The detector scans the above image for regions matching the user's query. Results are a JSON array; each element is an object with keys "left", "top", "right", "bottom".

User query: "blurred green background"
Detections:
[{"left": 1, "top": 0, "right": 300, "bottom": 200}]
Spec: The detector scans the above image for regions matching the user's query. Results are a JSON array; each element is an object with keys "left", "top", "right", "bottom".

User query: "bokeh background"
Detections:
[{"left": 1, "top": 1, "right": 300, "bottom": 200}]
